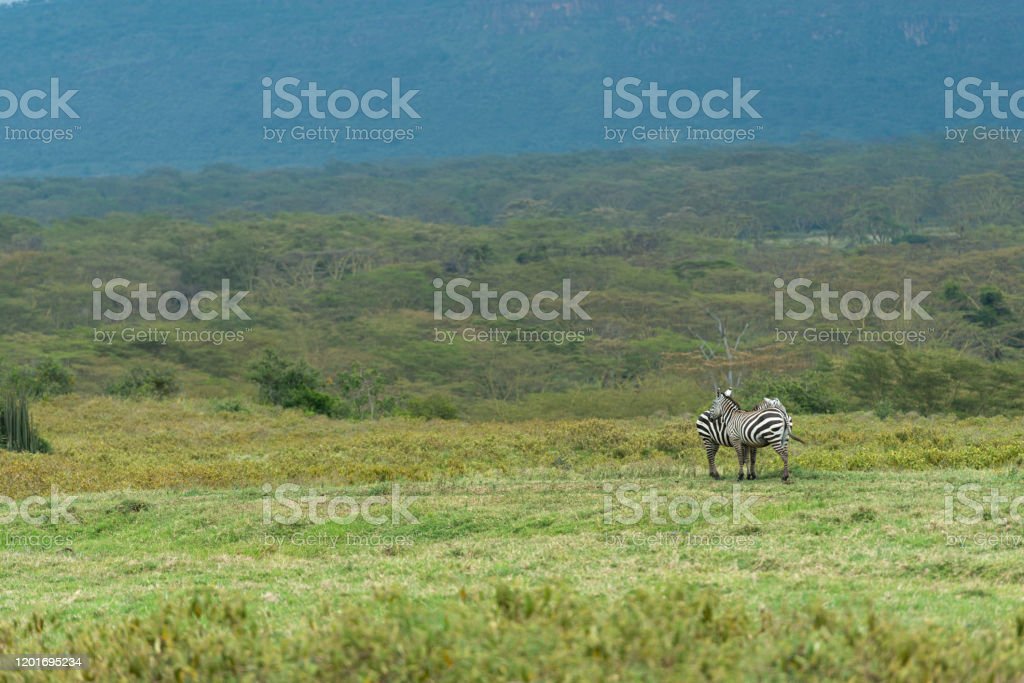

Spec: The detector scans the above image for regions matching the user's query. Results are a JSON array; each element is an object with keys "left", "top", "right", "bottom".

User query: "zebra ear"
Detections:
[{"left": 714, "top": 385, "right": 720, "bottom": 395}]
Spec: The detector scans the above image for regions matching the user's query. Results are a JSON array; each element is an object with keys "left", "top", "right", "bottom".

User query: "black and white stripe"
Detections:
[
  {"left": 709, "top": 389, "right": 793, "bottom": 483},
  {"left": 696, "top": 392, "right": 756, "bottom": 480},
  {"left": 756, "top": 397, "right": 805, "bottom": 446}
]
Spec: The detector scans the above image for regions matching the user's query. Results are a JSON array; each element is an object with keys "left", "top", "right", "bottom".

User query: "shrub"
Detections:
[
  {"left": 107, "top": 367, "right": 180, "bottom": 400},
  {"left": 210, "top": 398, "right": 249, "bottom": 413},
  {"left": 333, "top": 365, "right": 397, "bottom": 420},
  {"left": 743, "top": 368, "right": 843, "bottom": 414},
  {"left": 249, "top": 350, "right": 339, "bottom": 417},
  {"left": 405, "top": 394, "right": 459, "bottom": 420},
  {"left": 2, "top": 358, "right": 74, "bottom": 398}
]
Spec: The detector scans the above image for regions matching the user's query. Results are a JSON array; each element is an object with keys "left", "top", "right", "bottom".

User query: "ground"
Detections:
[{"left": 1, "top": 399, "right": 1024, "bottom": 680}]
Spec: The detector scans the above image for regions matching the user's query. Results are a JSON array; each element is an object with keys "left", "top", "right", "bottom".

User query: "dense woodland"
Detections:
[{"left": 0, "top": 141, "right": 1021, "bottom": 419}]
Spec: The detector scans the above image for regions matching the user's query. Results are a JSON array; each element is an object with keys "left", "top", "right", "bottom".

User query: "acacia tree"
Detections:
[
  {"left": 946, "top": 173, "right": 1019, "bottom": 240},
  {"left": 686, "top": 310, "right": 750, "bottom": 388},
  {"left": 334, "top": 365, "right": 396, "bottom": 420}
]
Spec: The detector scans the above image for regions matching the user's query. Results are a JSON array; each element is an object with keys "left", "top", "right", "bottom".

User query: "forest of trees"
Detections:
[{"left": 0, "top": 141, "right": 1021, "bottom": 419}]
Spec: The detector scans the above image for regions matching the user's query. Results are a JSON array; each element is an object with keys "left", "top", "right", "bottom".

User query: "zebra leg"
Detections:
[
  {"left": 747, "top": 447, "right": 757, "bottom": 480},
  {"left": 772, "top": 443, "right": 790, "bottom": 483},
  {"left": 735, "top": 443, "right": 747, "bottom": 481},
  {"left": 705, "top": 442, "right": 721, "bottom": 479}
]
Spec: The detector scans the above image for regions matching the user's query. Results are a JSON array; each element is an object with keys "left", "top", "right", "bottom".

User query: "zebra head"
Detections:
[
  {"left": 757, "top": 397, "right": 785, "bottom": 411},
  {"left": 708, "top": 387, "right": 738, "bottom": 420},
  {"left": 758, "top": 396, "right": 794, "bottom": 430}
]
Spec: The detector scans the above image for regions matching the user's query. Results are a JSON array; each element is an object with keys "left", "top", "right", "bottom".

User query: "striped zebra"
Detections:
[
  {"left": 709, "top": 388, "right": 794, "bottom": 483},
  {"left": 746, "top": 397, "right": 804, "bottom": 479},
  {"left": 695, "top": 397, "right": 756, "bottom": 480}
]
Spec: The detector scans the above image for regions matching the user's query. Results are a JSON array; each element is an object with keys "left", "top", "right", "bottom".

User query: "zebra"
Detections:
[
  {"left": 708, "top": 388, "right": 794, "bottom": 483},
  {"left": 746, "top": 397, "right": 805, "bottom": 479},
  {"left": 696, "top": 390, "right": 757, "bottom": 480}
]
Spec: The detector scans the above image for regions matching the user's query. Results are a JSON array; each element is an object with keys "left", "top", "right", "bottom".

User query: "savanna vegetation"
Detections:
[
  {"left": 1, "top": 141, "right": 1024, "bottom": 680},
  {"left": 0, "top": 142, "right": 1022, "bottom": 421},
  {"left": 0, "top": 399, "right": 1023, "bottom": 679}
]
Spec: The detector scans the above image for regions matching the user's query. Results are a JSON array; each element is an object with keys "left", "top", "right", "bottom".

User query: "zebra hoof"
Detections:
[
  {"left": 746, "top": 473, "right": 756, "bottom": 480},
  {"left": 737, "top": 473, "right": 745, "bottom": 482},
  {"left": 710, "top": 472, "right": 721, "bottom": 480},
  {"left": 782, "top": 478, "right": 792, "bottom": 485}
]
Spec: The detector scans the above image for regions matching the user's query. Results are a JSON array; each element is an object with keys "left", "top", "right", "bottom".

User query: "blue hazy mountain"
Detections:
[{"left": 0, "top": 0, "right": 1019, "bottom": 175}]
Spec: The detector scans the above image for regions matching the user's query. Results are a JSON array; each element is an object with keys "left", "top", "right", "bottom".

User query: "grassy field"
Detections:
[{"left": 1, "top": 401, "right": 1024, "bottom": 679}]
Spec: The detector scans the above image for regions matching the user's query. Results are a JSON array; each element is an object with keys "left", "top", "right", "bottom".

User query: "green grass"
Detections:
[
  {"left": 3, "top": 403, "right": 1024, "bottom": 679},
  {"left": 0, "top": 397, "right": 1022, "bottom": 500}
]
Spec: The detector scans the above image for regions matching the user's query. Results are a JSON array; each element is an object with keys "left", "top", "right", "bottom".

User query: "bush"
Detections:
[
  {"left": 249, "top": 350, "right": 340, "bottom": 417},
  {"left": 107, "top": 367, "right": 181, "bottom": 400},
  {"left": 743, "top": 367, "right": 843, "bottom": 414},
  {"left": 2, "top": 358, "right": 74, "bottom": 398},
  {"left": 405, "top": 394, "right": 459, "bottom": 420},
  {"left": 333, "top": 365, "right": 397, "bottom": 420},
  {"left": 210, "top": 398, "right": 249, "bottom": 413}
]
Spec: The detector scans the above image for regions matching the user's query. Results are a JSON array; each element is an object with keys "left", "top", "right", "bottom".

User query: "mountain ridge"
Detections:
[{"left": 0, "top": 0, "right": 1019, "bottom": 175}]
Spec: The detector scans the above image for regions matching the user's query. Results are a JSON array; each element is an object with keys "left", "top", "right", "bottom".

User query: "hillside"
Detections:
[
  {"left": 0, "top": 0, "right": 1021, "bottom": 174},
  {"left": 0, "top": 142, "right": 1021, "bottom": 419}
]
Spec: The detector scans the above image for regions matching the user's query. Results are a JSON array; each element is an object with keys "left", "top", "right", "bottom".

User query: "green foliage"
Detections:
[
  {"left": 1, "top": 358, "right": 74, "bottom": 398},
  {"left": 7, "top": 580, "right": 1024, "bottom": 680},
  {"left": 967, "top": 287, "right": 1013, "bottom": 328},
  {"left": 248, "top": 351, "right": 401, "bottom": 420},
  {"left": 0, "top": 144, "right": 1021, "bottom": 418},
  {"left": 0, "top": 391, "right": 49, "bottom": 453},
  {"left": 248, "top": 350, "right": 338, "bottom": 417},
  {"left": 333, "top": 365, "right": 397, "bottom": 420},
  {"left": 209, "top": 398, "right": 248, "bottom": 413},
  {"left": 405, "top": 393, "right": 459, "bottom": 420},
  {"left": 743, "top": 365, "right": 843, "bottom": 414},
  {"left": 841, "top": 346, "right": 1024, "bottom": 416},
  {"left": 4, "top": 397, "right": 1024, "bottom": 498},
  {"left": 107, "top": 367, "right": 180, "bottom": 400},
  {"left": 946, "top": 280, "right": 1015, "bottom": 329}
]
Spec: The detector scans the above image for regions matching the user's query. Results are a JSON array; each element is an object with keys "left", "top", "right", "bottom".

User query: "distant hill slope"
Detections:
[
  {"left": 0, "top": 144, "right": 1021, "bottom": 419},
  {"left": 0, "top": 0, "right": 1021, "bottom": 175}
]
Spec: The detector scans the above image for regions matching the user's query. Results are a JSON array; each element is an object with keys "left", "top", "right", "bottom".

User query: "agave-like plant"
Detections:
[{"left": 0, "top": 391, "right": 49, "bottom": 453}]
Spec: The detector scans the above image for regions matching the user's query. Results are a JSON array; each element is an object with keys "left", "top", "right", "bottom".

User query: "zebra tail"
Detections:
[{"left": 790, "top": 433, "right": 806, "bottom": 444}]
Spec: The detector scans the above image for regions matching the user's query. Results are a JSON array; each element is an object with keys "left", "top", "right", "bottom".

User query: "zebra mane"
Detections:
[{"left": 719, "top": 392, "right": 740, "bottom": 410}]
